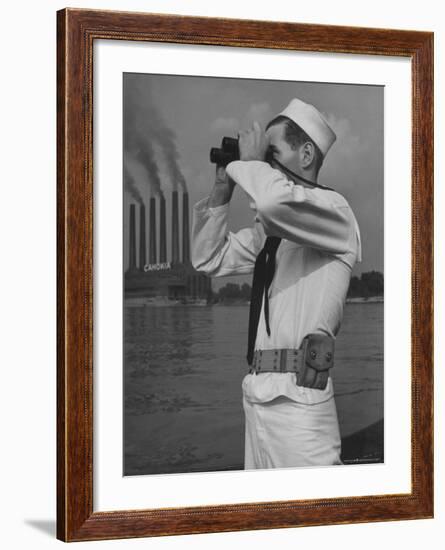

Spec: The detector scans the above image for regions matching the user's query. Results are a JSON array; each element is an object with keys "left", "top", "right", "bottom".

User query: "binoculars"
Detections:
[
  {"left": 210, "top": 136, "right": 274, "bottom": 167},
  {"left": 210, "top": 137, "right": 240, "bottom": 167}
]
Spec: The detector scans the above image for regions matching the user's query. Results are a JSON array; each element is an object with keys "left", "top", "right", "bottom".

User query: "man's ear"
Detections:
[{"left": 300, "top": 141, "right": 315, "bottom": 169}]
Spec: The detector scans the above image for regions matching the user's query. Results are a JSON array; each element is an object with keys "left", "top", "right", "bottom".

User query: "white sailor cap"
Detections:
[{"left": 277, "top": 98, "right": 336, "bottom": 157}]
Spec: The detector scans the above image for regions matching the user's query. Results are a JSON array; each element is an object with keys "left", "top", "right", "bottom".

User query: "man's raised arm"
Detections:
[
  {"left": 191, "top": 165, "right": 264, "bottom": 277},
  {"left": 226, "top": 160, "right": 361, "bottom": 259}
]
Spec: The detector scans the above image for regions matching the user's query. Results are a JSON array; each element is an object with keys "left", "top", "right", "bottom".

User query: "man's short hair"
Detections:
[{"left": 266, "top": 115, "right": 324, "bottom": 173}]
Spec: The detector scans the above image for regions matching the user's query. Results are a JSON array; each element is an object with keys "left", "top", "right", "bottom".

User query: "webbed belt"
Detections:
[
  {"left": 249, "top": 333, "right": 335, "bottom": 390},
  {"left": 250, "top": 348, "right": 305, "bottom": 374}
]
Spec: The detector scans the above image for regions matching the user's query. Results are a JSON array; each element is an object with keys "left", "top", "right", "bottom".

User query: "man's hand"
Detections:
[
  {"left": 238, "top": 121, "right": 269, "bottom": 162},
  {"left": 215, "top": 164, "right": 228, "bottom": 185},
  {"left": 208, "top": 164, "right": 236, "bottom": 208}
]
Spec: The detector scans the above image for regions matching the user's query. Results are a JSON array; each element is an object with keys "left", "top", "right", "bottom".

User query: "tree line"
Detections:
[
  {"left": 347, "top": 271, "right": 383, "bottom": 298},
  {"left": 211, "top": 270, "right": 383, "bottom": 302}
]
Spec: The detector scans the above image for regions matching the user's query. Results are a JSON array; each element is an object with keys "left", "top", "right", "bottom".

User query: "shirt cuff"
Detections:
[
  {"left": 226, "top": 159, "right": 270, "bottom": 179},
  {"left": 225, "top": 159, "right": 242, "bottom": 178},
  {"left": 225, "top": 159, "right": 251, "bottom": 182},
  {"left": 193, "top": 196, "right": 230, "bottom": 217}
]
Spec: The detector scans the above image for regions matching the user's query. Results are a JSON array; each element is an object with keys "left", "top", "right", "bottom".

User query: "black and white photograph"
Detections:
[
  {"left": 123, "top": 72, "right": 384, "bottom": 476},
  {"left": 1, "top": 0, "right": 440, "bottom": 546}
]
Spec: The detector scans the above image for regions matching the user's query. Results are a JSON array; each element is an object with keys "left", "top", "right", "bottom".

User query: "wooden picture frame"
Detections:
[{"left": 57, "top": 8, "right": 434, "bottom": 542}]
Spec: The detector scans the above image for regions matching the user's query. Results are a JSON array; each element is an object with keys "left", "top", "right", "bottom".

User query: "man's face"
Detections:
[{"left": 265, "top": 122, "right": 300, "bottom": 172}]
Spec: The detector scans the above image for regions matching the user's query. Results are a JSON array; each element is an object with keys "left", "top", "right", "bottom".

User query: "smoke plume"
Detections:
[
  {"left": 123, "top": 162, "right": 142, "bottom": 204},
  {"left": 152, "top": 125, "right": 187, "bottom": 191},
  {"left": 124, "top": 75, "right": 187, "bottom": 194}
]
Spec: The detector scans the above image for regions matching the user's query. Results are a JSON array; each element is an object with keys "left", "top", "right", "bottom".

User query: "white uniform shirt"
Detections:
[{"left": 191, "top": 160, "right": 362, "bottom": 405}]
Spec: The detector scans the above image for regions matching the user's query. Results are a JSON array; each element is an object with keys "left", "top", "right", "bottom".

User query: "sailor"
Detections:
[{"left": 191, "top": 98, "right": 362, "bottom": 469}]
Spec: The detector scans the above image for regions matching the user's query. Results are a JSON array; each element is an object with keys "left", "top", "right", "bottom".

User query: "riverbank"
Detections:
[
  {"left": 346, "top": 296, "right": 383, "bottom": 304},
  {"left": 125, "top": 295, "right": 384, "bottom": 307}
]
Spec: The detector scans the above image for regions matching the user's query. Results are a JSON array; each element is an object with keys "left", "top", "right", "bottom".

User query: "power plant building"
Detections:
[{"left": 125, "top": 190, "right": 211, "bottom": 302}]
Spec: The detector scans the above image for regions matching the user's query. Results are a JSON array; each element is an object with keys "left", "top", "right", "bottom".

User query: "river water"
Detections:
[{"left": 124, "top": 302, "right": 383, "bottom": 475}]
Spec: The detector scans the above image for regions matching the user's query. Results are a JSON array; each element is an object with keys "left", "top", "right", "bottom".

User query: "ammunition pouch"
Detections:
[
  {"left": 297, "top": 333, "right": 335, "bottom": 390},
  {"left": 250, "top": 333, "right": 335, "bottom": 391}
]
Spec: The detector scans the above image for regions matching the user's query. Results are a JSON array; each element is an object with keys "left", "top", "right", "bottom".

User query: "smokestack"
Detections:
[
  {"left": 182, "top": 192, "right": 190, "bottom": 263},
  {"left": 160, "top": 195, "right": 167, "bottom": 263},
  {"left": 171, "top": 190, "right": 179, "bottom": 263},
  {"left": 129, "top": 204, "right": 136, "bottom": 270},
  {"left": 139, "top": 203, "right": 146, "bottom": 270},
  {"left": 149, "top": 197, "right": 157, "bottom": 264}
]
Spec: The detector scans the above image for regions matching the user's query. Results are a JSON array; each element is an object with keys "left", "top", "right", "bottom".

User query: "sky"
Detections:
[{"left": 123, "top": 73, "right": 384, "bottom": 287}]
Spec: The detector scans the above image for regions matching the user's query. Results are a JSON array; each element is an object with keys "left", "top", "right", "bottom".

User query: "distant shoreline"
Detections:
[
  {"left": 345, "top": 296, "right": 384, "bottom": 304},
  {"left": 213, "top": 296, "right": 384, "bottom": 306},
  {"left": 125, "top": 296, "right": 384, "bottom": 306}
]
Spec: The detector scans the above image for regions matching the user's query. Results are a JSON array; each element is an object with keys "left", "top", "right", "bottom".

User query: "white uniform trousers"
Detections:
[{"left": 243, "top": 393, "right": 342, "bottom": 469}]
